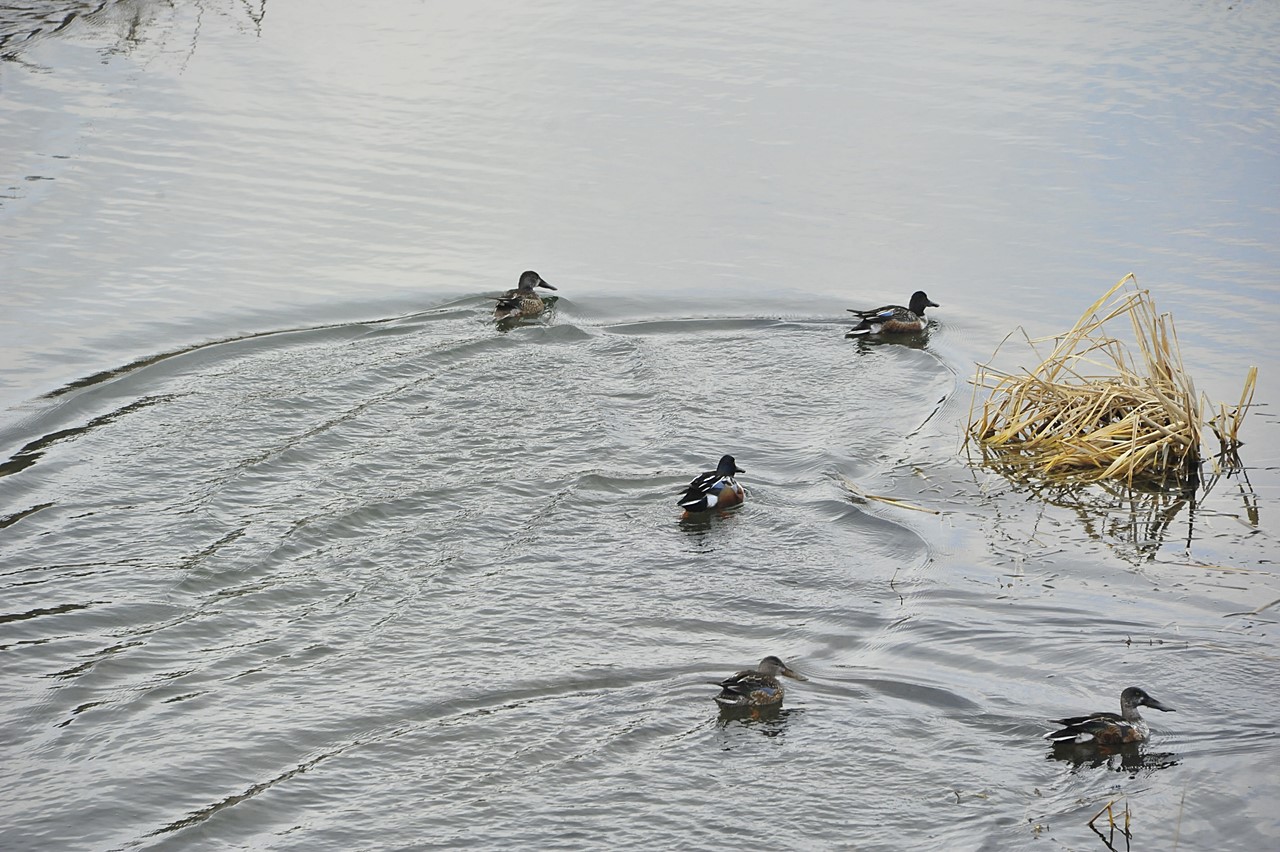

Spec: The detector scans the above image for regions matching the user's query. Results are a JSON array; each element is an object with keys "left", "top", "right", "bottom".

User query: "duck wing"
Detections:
[
  {"left": 1044, "top": 711, "right": 1124, "bottom": 742},
  {"left": 712, "top": 671, "right": 781, "bottom": 706},
  {"left": 847, "top": 303, "right": 906, "bottom": 320},
  {"left": 677, "top": 470, "right": 720, "bottom": 508},
  {"left": 713, "top": 669, "right": 759, "bottom": 690},
  {"left": 492, "top": 289, "right": 522, "bottom": 309}
]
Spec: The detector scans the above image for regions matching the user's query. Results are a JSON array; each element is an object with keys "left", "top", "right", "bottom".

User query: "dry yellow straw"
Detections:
[
  {"left": 968, "top": 275, "right": 1254, "bottom": 486},
  {"left": 838, "top": 475, "right": 940, "bottom": 514}
]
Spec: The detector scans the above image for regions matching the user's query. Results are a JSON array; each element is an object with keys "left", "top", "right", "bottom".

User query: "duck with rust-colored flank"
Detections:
[
  {"left": 712, "top": 656, "right": 808, "bottom": 711},
  {"left": 1044, "top": 686, "right": 1175, "bottom": 745},
  {"left": 677, "top": 455, "right": 746, "bottom": 519},
  {"left": 846, "top": 290, "right": 939, "bottom": 336},
  {"left": 493, "top": 270, "right": 557, "bottom": 321}
]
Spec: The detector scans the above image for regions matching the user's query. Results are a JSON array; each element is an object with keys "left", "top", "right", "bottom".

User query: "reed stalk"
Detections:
[{"left": 968, "top": 275, "right": 1254, "bottom": 486}]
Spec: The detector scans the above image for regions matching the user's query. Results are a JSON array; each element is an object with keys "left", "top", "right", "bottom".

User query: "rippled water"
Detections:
[{"left": 3, "top": 1, "right": 1279, "bottom": 850}]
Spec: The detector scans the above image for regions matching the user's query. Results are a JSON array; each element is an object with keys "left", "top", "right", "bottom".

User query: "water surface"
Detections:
[{"left": 2, "top": 1, "right": 1279, "bottom": 850}]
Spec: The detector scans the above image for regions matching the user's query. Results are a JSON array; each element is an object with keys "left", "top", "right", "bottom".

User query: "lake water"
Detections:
[{"left": 2, "top": 1, "right": 1279, "bottom": 849}]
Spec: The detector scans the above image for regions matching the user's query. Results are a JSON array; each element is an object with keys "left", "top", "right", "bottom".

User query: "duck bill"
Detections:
[
  {"left": 781, "top": 666, "right": 808, "bottom": 682},
  {"left": 926, "top": 299, "right": 940, "bottom": 308},
  {"left": 733, "top": 465, "right": 745, "bottom": 474},
  {"left": 1147, "top": 697, "right": 1175, "bottom": 712},
  {"left": 538, "top": 280, "right": 558, "bottom": 290}
]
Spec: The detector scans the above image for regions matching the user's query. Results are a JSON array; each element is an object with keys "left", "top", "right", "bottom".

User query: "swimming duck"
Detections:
[
  {"left": 677, "top": 454, "right": 746, "bottom": 517},
  {"left": 1043, "top": 686, "right": 1175, "bottom": 745},
  {"left": 846, "top": 290, "right": 939, "bottom": 336},
  {"left": 713, "top": 655, "right": 808, "bottom": 710},
  {"left": 493, "top": 270, "right": 557, "bottom": 320}
]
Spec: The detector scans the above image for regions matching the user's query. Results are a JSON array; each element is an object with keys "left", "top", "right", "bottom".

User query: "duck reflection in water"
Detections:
[
  {"left": 715, "top": 707, "right": 802, "bottom": 744},
  {"left": 848, "top": 331, "right": 932, "bottom": 353},
  {"left": 1047, "top": 741, "right": 1180, "bottom": 775}
]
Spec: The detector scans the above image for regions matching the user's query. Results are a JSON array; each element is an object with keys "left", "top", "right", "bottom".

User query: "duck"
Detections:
[
  {"left": 1043, "top": 686, "right": 1175, "bottom": 745},
  {"left": 846, "top": 290, "right": 939, "bottom": 336},
  {"left": 493, "top": 270, "right": 557, "bottom": 321},
  {"left": 677, "top": 454, "right": 746, "bottom": 518},
  {"left": 713, "top": 655, "right": 808, "bottom": 710}
]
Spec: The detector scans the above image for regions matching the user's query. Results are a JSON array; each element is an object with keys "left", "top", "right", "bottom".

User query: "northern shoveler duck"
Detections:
[
  {"left": 712, "top": 655, "right": 808, "bottom": 710},
  {"left": 1043, "top": 686, "right": 1175, "bottom": 745},
  {"left": 677, "top": 454, "right": 745, "bottom": 518},
  {"left": 493, "top": 270, "right": 557, "bottom": 321},
  {"left": 846, "top": 290, "right": 939, "bottom": 336}
]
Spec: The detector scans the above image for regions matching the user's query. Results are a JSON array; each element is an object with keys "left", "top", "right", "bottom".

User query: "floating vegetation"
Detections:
[
  {"left": 837, "top": 474, "right": 940, "bottom": 515},
  {"left": 968, "top": 274, "right": 1256, "bottom": 488}
]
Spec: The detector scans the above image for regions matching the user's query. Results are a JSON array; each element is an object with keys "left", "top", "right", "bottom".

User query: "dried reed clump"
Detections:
[{"left": 968, "top": 274, "right": 1255, "bottom": 486}]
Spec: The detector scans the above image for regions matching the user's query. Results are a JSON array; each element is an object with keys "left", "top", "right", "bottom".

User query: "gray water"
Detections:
[{"left": 3, "top": 1, "right": 1279, "bottom": 850}]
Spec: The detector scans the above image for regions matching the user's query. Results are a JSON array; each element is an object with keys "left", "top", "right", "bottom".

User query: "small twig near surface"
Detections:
[
  {"left": 1223, "top": 596, "right": 1280, "bottom": 619},
  {"left": 838, "top": 475, "right": 940, "bottom": 515}
]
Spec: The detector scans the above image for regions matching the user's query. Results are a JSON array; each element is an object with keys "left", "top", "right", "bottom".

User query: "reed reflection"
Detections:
[
  {"left": 975, "top": 450, "right": 1258, "bottom": 563},
  {"left": 0, "top": 0, "right": 264, "bottom": 61}
]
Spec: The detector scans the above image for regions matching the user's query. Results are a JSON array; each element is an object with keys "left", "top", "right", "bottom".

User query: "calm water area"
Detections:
[{"left": 2, "top": 1, "right": 1279, "bottom": 849}]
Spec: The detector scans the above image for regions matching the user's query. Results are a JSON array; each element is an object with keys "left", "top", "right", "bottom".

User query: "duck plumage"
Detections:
[
  {"left": 712, "top": 655, "right": 808, "bottom": 710},
  {"left": 493, "top": 270, "right": 557, "bottom": 321},
  {"left": 846, "top": 290, "right": 939, "bottom": 336},
  {"left": 1044, "top": 686, "right": 1175, "bottom": 745},
  {"left": 677, "top": 454, "right": 746, "bottom": 516}
]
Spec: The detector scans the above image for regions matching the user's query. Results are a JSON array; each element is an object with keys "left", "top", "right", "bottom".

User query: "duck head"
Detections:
[
  {"left": 716, "top": 455, "right": 745, "bottom": 476},
  {"left": 908, "top": 291, "right": 939, "bottom": 315},
  {"left": 1122, "top": 686, "right": 1174, "bottom": 714},
  {"left": 758, "top": 655, "right": 808, "bottom": 681},
  {"left": 517, "top": 270, "right": 557, "bottom": 292}
]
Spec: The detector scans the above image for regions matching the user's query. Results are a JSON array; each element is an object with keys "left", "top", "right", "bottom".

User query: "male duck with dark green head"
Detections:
[
  {"left": 677, "top": 454, "right": 746, "bottom": 519},
  {"left": 846, "top": 290, "right": 939, "bottom": 336}
]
